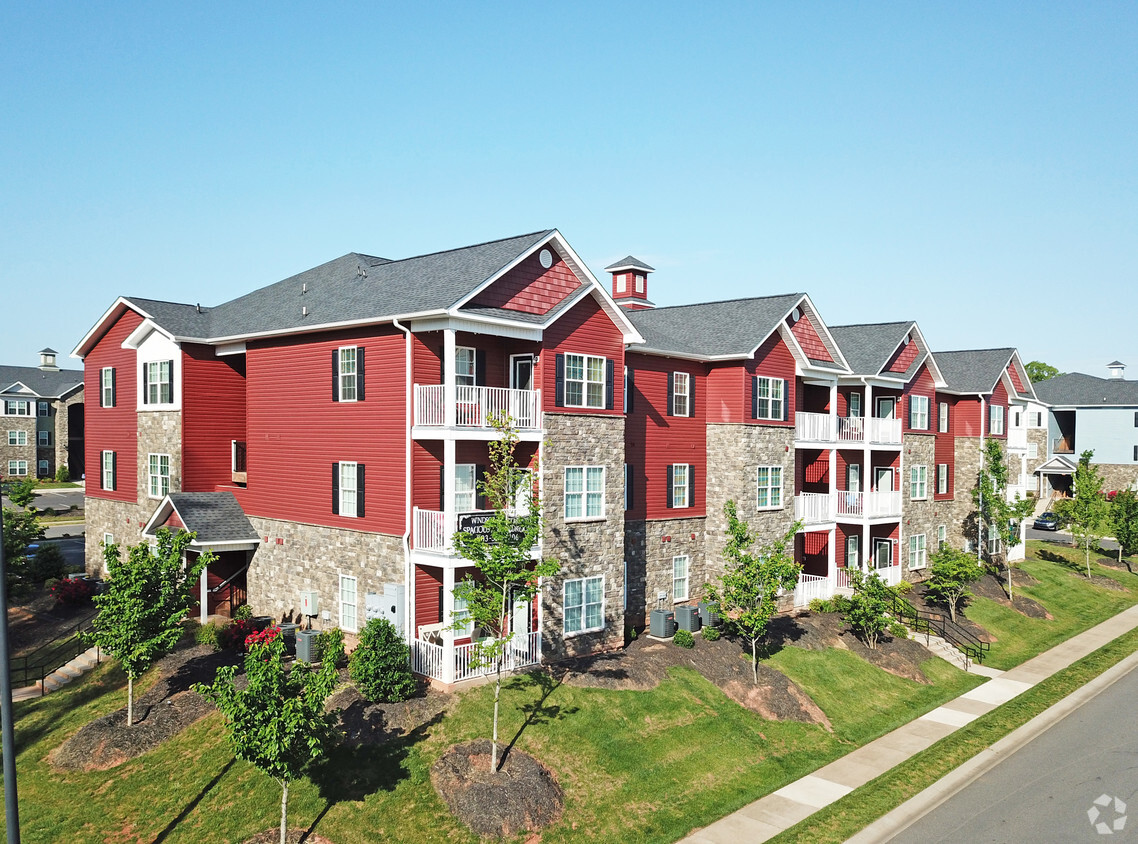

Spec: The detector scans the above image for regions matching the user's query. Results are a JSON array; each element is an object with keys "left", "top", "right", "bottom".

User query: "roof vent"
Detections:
[
  {"left": 302, "top": 306, "right": 308, "bottom": 317},
  {"left": 357, "top": 265, "right": 367, "bottom": 278},
  {"left": 1108, "top": 360, "right": 1126, "bottom": 380}
]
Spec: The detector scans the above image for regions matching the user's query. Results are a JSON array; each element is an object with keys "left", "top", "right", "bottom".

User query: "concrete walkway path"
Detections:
[{"left": 679, "top": 604, "right": 1138, "bottom": 844}]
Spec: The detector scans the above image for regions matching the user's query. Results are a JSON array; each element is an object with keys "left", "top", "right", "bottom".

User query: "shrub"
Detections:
[
  {"left": 831, "top": 594, "right": 853, "bottom": 614},
  {"left": 349, "top": 618, "right": 418, "bottom": 702},
  {"left": 245, "top": 626, "right": 281, "bottom": 651},
  {"left": 702, "top": 625, "right": 720, "bottom": 642},
  {"left": 27, "top": 543, "right": 67, "bottom": 584},
  {"left": 55, "top": 465, "right": 69, "bottom": 483},
  {"left": 673, "top": 629, "right": 695, "bottom": 649},
  {"left": 808, "top": 598, "right": 831, "bottom": 613},
  {"left": 7, "top": 478, "right": 37, "bottom": 508},
  {"left": 889, "top": 621, "right": 910, "bottom": 640},
  {"left": 895, "top": 580, "right": 914, "bottom": 595},
  {"left": 219, "top": 617, "right": 256, "bottom": 651},
  {"left": 195, "top": 622, "right": 221, "bottom": 649},
  {"left": 49, "top": 577, "right": 95, "bottom": 606},
  {"left": 318, "top": 628, "right": 346, "bottom": 667},
  {"left": 233, "top": 603, "right": 253, "bottom": 621}
]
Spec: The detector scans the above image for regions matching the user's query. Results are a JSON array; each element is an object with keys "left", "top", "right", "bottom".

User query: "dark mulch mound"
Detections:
[
  {"left": 242, "top": 830, "right": 336, "bottom": 844},
  {"left": 51, "top": 644, "right": 241, "bottom": 771},
  {"left": 431, "top": 739, "right": 563, "bottom": 838},
  {"left": 326, "top": 684, "right": 452, "bottom": 747},
  {"left": 968, "top": 572, "right": 1051, "bottom": 619},
  {"left": 8, "top": 589, "right": 94, "bottom": 655},
  {"left": 561, "top": 631, "right": 831, "bottom": 726},
  {"left": 1072, "top": 572, "right": 1128, "bottom": 592},
  {"left": 771, "top": 612, "right": 934, "bottom": 683}
]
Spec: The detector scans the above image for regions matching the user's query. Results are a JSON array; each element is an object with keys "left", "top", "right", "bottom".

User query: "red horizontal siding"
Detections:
[
  {"left": 885, "top": 337, "right": 918, "bottom": 373},
  {"left": 182, "top": 344, "right": 246, "bottom": 492},
  {"left": 902, "top": 364, "right": 936, "bottom": 434},
  {"left": 541, "top": 295, "right": 625, "bottom": 415},
  {"left": 413, "top": 332, "right": 442, "bottom": 387},
  {"left": 242, "top": 326, "right": 406, "bottom": 535},
  {"left": 624, "top": 353, "right": 706, "bottom": 520},
  {"left": 955, "top": 396, "right": 982, "bottom": 437},
  {"left": 790, "top": 313, "right": 833, "bottom": 362},
  {"left": 467, "top": 248, "right": 581, "bottom": 315},
  {"left": 84, "top": 308, "right": 143, "bottom": 504},
  {"left": 746, "top": 332, "right": 796, "bottom": 427},
  {"left": 1008, "top": 363, "right": 1026, "bottom": 394},
  {"left": 934, "top": 395, "right": 956, "bottom": 500},
  {"left": 415, "top": 565, "right": 443, "bottom": 628},
  {"left": 989, "top": 381, "right": 1009, "bottom": 439},
  {"left": 705, "top": 363, "right": 745, "bottom": 423}
]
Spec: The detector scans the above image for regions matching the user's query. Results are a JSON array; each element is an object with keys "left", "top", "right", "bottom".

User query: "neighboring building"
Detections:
[
  {"left": 0, "top": 348, "right": 84, "bottom": 481},
  {"left": 1031, "top": 362, "right": 1138, "bottom": 497}
]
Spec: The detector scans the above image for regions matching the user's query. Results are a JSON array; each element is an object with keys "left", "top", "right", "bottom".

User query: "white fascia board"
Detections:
[
  {"left": 450, "top": 230, "right": 556, "bottom": 310},
  {"left": 543, "top": 234, "right": 644, "bottom": 345},
  {"left": 410, "top": 314, "right": 543, "bottom": 342},
  {"left": 72, "top": 297, "right": 152, "bottom": 360},
  {"left": 3, "top": 382, "right": 34, "bottom": 395},
  {"left": 215, "top": 342, "right": 247, "bottom": 357},
  {"left": 626, "top": 346, "right": 728, "bottom": 363},
  {"left": 123, "top": 318, "right": 176, "bottom": 351},
  {"left": 199, "top": 309, "right": 447, "bottom": 346},
  {"left": 141, "top": 496, "right": 175, "bottom": 536},
  {"left": 1007, "top": 351, "right": 1038, "bottom": 401}
]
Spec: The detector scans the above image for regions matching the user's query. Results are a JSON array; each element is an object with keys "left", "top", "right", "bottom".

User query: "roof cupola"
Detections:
[{"left": 605, "top": 256, "right": 656, "bottom": 310}]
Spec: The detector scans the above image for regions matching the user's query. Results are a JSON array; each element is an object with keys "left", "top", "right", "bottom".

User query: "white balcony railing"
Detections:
[
  {"left": 837, "top": 416, "right": 866, "bottom": 442},
  {"left": 794, "top": 492, "right": 833, "bottom": 525},
  {"left": 834, "top": 568, "right": 853, "bottom": 591},
  {"left": 835, "top": 491, "right": 902, "bottom": 519},
  {"left": 793, "top": 573, "right": 830, "bottom": 607},
  {"left": 411, "top": 631, "right": 542, "bottom": 683},
  {"left": 414, "top": 384, "right": 541, "bottom": 430},
  {"left": 1007, "top": 425, "right": 1028, "bottom": 450},
  {"left": 795, "top": 412, "right": 834, "bottom": 442},
  {"left": 876, "top": 562, "right": 903, "bottom": 587},
  {"left": 835, "top": 416, "right": 902, "bottom": 445}
]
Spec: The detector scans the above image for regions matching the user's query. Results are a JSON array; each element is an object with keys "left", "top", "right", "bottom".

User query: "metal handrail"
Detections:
[
  {"left": 9, "top": 610, "right": 100, "bottom": 695},
  {"left": 888, "top": 592, "right": 990, "bottom": 664}
]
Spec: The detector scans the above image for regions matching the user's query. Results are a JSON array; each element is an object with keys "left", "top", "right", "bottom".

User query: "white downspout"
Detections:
[
  {"left": 978, "top": 396, "right": 986, "bottom": 567},
  {"left": 393, "top": 319, "right": 413, "bottom": 643}
]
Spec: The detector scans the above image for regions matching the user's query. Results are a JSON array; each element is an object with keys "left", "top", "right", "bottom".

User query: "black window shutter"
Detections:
[
  {"left": 907, "top": 396, "right": 913, "bottom": 429},
  {"left": 357, "top": 347, "right": 365, "bottom": 401},
  {"left": 554, "top": 354, "right": 565, "bottom": 407},
  {"left": 475, "top": 464, "right": 487, "bottom": 510},
  {"left": 439, "top": 465, "right": 445, "bottom": 511},
  {"left": 666, "top": 464, "right": 674, "bottom": 508},
  {"left": 165, "top": 360, "right": 174, "bottom": 403},
  {"left": 476, "top": 350, "right": 487, "bottom": 386},
  {"left": 666, "top": 372, "right": 675, "bottom": 417},
  {"left": 783, "top": 379, "right": 790, "bottom": 421},
  {"left": 688, "top": 374, "right": 695, "bottom": 418},
  {"left": 142, "top": 364, "right": 149, "bottom": 405},
  {"left": 626, "top": 368, "right": 634, "bottom": 413},
  {"left": 687, "top": 464, "right": 695, "bottom": 507},
  {"left": 332, "top": 350, "right": 340, "bottom": 402},
  {"left": 751, "top": 376, "right": 758, "bottom": 419},
  {"left": 356, "top": 463, "right": 366, "bottom": 517},
  {"left": 332, "top": 463, "right": 340, "bottom": 514},
  {"left": 606, "top": 359, "right": 615, "bottom": 410},
  {"left": 111, "top": 452, "right": 117, "bottom": 491},
  {"left": 110, "top": 368, "right": 116, "bottom": 407}
]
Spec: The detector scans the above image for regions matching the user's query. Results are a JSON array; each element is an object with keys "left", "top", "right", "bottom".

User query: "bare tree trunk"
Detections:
[
  {"left": 492, "top": 665, "right": 502, "bottom": 771},
  {"left": 751, "top": 638, "right": 758, "bottom": 685},
  {"left": 1006, "top": 563, "right": 1014, "bottom": 605},
  {"left": 280, "top": 779, "right": 288, "bottom": 844},
  {"left": 1086, "top": 536, "right": 1092, "bottom": 579},
  {"left": 127, "top": 675, "right": 133, "bottom": 727}
]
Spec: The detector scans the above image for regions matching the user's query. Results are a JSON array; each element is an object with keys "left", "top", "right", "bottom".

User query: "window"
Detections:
[
  {"left": 1014, "top": 411, "right": 1021, "bottom": 428},
  {"left": 635, "top": 274, "right": 644, "bottom": 294},
  {"left": 938, "top": 401, "right": 949, "bottom": 432},
  {"left": 38, "top": 402, "right": 49, "bottom": 417},
  {"left": 337, "top": 347, "right": 359, "bottom": 401},
  {"left": 7, "top": 431, "right": 26, "bottom": 446},
  {"left": 849, "top": 392, "right": 862, "bottom": 417},
  {"left": 753, "top": 376, "right": 784, "bottom": 420},
  {"left": 102, "top": 532, "right": 114, "bottom": 549},
  {"left": 1028, "top": 442, "right": 1038, "bottom": 459},
  {"left": 37, "top": 430, "right": 50, "bottom": 447},
  {"left": 340, "top": 574, "right": 358, "bottom": 633},
  {"left": 756, "top": 466, "right": 783, "bottom": 509},
  {"left": 909, "top": 534, "right": 927, "bottom": 570},
  {"left": 671, "top": 372, "right": 690, "bottom": 417},
  {"left": 848, "top": 463, "right": 861, "bottom": 493},
  {"left": 909, "top": 395, "right": 929, "bottom": 430},
  {"left": 455, "top": 347, "right": 476, "bottom": 387},
  {"left": 616, "top": 273, "right": 627, "bottom": 293},
  {"left": 452, "top": 592, "right": 474, "bottom": 638},
  {"left": 988, "top": 522, "right": 1002, "bottom": 554},
  {"left": 7, "top": 460, "right": 28, "bottom": 476},
  {"left": 4, "top": 400, "right": 30, "bottom": 416},
  {"left": 673, "top": 555, "right": 690, "bottom": 601},
  {"left": 37, "top": 460, "right": 49, "bottom": 476},
  {"left": 989, "top": 404, "right": 1005, "bottom": 435},
  {"left": 937, "top": 463, "right": 948, "bottom": 495},
  {"left": 148, "top": 453, "right": 171, "bottom": 498},
  {"left": 938, "top": 525, "right": 947, "bottom": 550},
  {"left": 564, "top": 575, "right": 604, "bottom": 635},
  {"left": 564, "top": 353, "right": 606, "bottom": 408},
  {"left": 100, "top": 367, "right": 116, "bottom": 407},
  {"left": 910, "top": 465, "right": 928, "bottom": 500},
  {"left": 335, "top": 461, "right": 365, "bottom": 518},
  {"left": 669, "top": 463, "right": 691, "bottom": 508},
  {"left": 565, "top": 466, "right": 604, "bottom": 520},
  {"left": 455, "top": 464, "right": 477, "bottom": 512},
  {"left": 874, "top": 539, "right": 893, "bottom": 568},
  {"left": 846, "top": 534, "right": 859, "bottom": 568},
  {"left": 101, "top": 451, "right": 116, "bottom": 491},
  {"left": 144, "top": 360, "right": 173, "bottom": 405}
]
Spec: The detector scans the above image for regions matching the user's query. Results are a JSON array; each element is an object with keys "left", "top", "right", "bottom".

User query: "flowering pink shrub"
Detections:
[
  {"left": 49, "top": 578, "right": 95, "bottom": 606},
  {"left": 219, "top": 618, "right": 256, "bottom": 651},
  {"left": 244, "top": 626, "right": 280, "bottom": 649}
]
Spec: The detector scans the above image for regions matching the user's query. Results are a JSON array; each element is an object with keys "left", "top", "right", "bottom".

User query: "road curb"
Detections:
[{"left": 848, "top": 645, "right": 1138, "bottom": 843}]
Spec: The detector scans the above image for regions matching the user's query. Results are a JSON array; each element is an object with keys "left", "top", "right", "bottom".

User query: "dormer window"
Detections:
[
  {"left": 616, "top": 274, "right": 627, "bottom": 293},
  {"left": 635, "top": 274, "right": 644, "bottom": 294}
]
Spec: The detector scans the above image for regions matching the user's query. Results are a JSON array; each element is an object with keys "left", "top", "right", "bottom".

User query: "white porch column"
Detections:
[
  {"left": 442, "top": 565, "right": 456, "bottom": 685},
  {"left": 827, "top": 448, "right": 837, "bottom": 520},
  {"left": 199, "top": 561, "right": 209, "bottom": 624},
  {"left": 443, "top": 328, "right": 457, "bottom": 429},
  {"left": 443, "top": 438, "right": 456, "bottom": 553},
  {"left": 862, "top": 523, "right": 870, "bottom": 573},
  {"left": 826, "top": 527, "right": 837, "bottom": 596}
]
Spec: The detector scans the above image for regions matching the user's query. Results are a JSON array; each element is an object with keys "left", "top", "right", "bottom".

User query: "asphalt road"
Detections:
[{"left": 889, "top": 657, "right": 1138, "bottom": 843}]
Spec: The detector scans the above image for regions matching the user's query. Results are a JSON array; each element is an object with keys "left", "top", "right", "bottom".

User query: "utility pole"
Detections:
[{"left": 0, "top": 506, "right": 21, "bottom": 841}]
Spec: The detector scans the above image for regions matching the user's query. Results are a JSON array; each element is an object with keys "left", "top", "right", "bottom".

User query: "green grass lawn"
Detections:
[
  {"left": 966, "top": 542, "right": 1138, "bottom": 670},
  {"left": 2, "top": 637, "right": 983, "bottom": 843}
]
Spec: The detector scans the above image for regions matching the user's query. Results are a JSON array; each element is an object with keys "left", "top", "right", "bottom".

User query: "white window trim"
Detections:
[
  {"left": 148, "top": 453, "right": 171, "bottom": 499},
  {"left": 990, "top": 404, "right": 1005, "bottom": 435},
  {"left": 673, "top": 372, "right": 690, "bottom": 417},
  {"left": 849, "top": 391, "right": 863, "bottom": 418},
  {"left": 37, "top": 459, "right": 49, "bottom": 476},
  {"left": 101, "top": 451, "right": 115, "bottom": 490},
  {"left": 338, "top": 346, "right": 359, "bottom": 402},
  {"left": 756, "top": 465, "right": 783, "bottom": 509},
  {"left": 635, "top": 274, "right": 644, "bottom": 294},
  {"left": 623, "top": 463, "right": 630, "bottom": 511},
  {"left": 910, "top": 395, "right": 929, "bottom": 430},
  {"left": 938, "top": 401, "right": 949, "bottom": 433},
  {"left": 565, "top": 466, "right": 606, "bottom": 521},
  {"left": 937, "top": 463, "right": 948, "bottom": 496},
  {"left": 755, "top": 375, "right": 784, "bottom": 420},
  {"left": 7, "top": 460, "right": 28, "bottom": 476},
  {"left": 3, "top": 400, "right": 31, "bottom": 417},
  {"left": 616, "top": 273, "right": 627, "bottom": 294},
  {"left": 563, "top": 574, "right": 605, "bottom": 637},
  {"left": 339, "top": 573, "right": 359, "bottom": 633},
  {"left": 673, "top": 555, "right": 690, "bottom": 602},
  {"left": 101, "top": 367, "right": 115, "bottom": 407},
  {"left": 910, "top": 465, "right": 928, "bottom": 500},
  {"left": 672, "top": 463, "right": 690, "bottom": 509},
  {"left": 38, "top": 402, "right": 50, "bottom": 417},
  {"left": 7, "top": 430, "right": 27, "bottom": 446},
  {"left": 909, "top": 534, "right": 927, "bottom": 570},
  {"left": 937, "top": 524, "right": 947, "bottom": 550},
  {"left": 37, "top": 430, "right": 50, "bottom": 447},
  {"left": 846, "top": 534, "right": 860, "bottom": 568},
  {"left": 564, "top": 353, "right": 607, "bottom": 409},
  {"left": 339, "top": 461, "right": 359, "bottom": 518}
]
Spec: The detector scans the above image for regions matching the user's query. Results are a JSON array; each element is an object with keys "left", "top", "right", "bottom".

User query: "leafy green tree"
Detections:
[
  {"left": 2, "top": 507, "right": 45, "bottom": 595},
  {"left": 1068, "top": 450, "right": 1111, "bottom": 578},
  {"left": 844, "top": 569, "right": 893, "bottom": 649},
  {"left": 973, "top": 438, "right": 1036, "bottom": 602},
  {"left": 1110, "top": 489, "right": 1138, "bottom": 569},
  {"left": 85, "top": 528, "right": 212, "bottom": 726},
  {"left": 705, "top": 501, "right": 801, "bottom": 683},
  {"left": 1024, "top": 361, "right": 1061, "bottom": 383},
  {"left": 55, "top": 464, "right": 69, "bottom": 483},
  {"left": 7, "top": 478, "right": 37, "bottom": 509},
  {"left": 349, "top": 617, "right": 418, "bottom": 702},
  {"left": 924, "top": 547, "right": 983, "bottom": 623},
  {"left": 450, "top": 417, "right": 559, "bottom": 772},
  {"left": 196, "top": 634, "right": 344, "bottom": 844}
]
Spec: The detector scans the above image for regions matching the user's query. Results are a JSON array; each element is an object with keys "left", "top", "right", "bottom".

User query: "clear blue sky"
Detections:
[{"left": 3, "top": 3, "right": 1135, "bottom": 378}]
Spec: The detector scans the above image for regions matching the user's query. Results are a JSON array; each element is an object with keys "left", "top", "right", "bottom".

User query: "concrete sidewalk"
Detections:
[{"left": 679, "top": 604, "right": 1138, "bottom": 844}]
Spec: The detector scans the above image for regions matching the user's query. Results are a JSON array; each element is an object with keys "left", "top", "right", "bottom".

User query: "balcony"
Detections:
[
  {"left": 411, "top": 630, "right": 541, "bottom": 683},
  {"left": 795, "top": 412, "right": 834, "bottom": 443},
  {"left": 1053, "top": 436, "right": 1074, "bottom": 454},
  {"left": 835, "top": 490, "right": 902, "bottom": 519},
  {"left": 413, "top": 507, "right": 539, "bottom": 557},
  {"left": 794, "top": 492, "right": 833, "bottom": 525},
  {"left": 414, "top": 384, "right": 541, "bottom": 433},
  {"left": 790, "top": 565, "right": 898, "bottom": 607}
]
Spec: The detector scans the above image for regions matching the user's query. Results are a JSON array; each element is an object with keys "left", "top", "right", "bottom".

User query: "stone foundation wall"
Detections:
[
  {"left": 902, "top": 433, "right": 940, "bottom": 578},
  {"left": 540, "top": 413, "right": 626, "bottom": 660},
  {"left": 84, "top": 495, "right": 160, "bottom": 575},
  {"left": 624, "top": 515, "right": 707, "bottom": 629},
  {"left": 246, "top": 517, "right": 405, "bottom": 630},
  {"left": 137, "top": 411, "right": 182, "bottom": 501},
  {"left": 1098, "top": 464, "right": 1138, "bottom": 494},
  {"left": 944, "top": 437, "right": 983, "bottom": 550}
]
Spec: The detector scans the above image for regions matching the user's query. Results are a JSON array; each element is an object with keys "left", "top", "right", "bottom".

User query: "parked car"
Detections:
[{"left": 1034, "top": 511, "right": 1060, "bottom": 531}]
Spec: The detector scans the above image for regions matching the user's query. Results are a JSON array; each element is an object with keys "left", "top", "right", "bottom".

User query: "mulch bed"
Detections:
[
  {"left": 8, "top": 588, "right": 94, "bottom": 656},
  {"left": 242, "top": 831, "right": 336, "bottom": 844},
  {"left": 431, "top": 739, "right": 564, "bottom": 838},
  {"left": 1071, "top": 572, "right": 1128, "bottom": 592},
  {"left": 51, "top": 644, "right": 241, "bottom": 771},
  {"left": 326, "top": 684, "right": 452, "bottom": 747}
]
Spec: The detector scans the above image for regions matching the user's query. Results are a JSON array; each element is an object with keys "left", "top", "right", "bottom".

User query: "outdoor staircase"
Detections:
[
  {"left": 14, "top": 645, "right": 103, "bottom": 701},
  {"left": 905, "top": 626, "right": 973, "bottom": 671}
]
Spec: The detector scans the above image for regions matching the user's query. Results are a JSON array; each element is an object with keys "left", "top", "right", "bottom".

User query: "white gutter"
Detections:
[{"left": 393, "top": 318, "right": 414, "bottom": 645}]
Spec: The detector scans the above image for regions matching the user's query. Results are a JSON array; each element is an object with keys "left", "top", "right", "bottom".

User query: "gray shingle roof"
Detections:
[
  {"left": 0, "top": 364, "right": 84, "bottom": 398},
  {"left": 123, "top": 231, "right": 556, "bottom": 342},
  {"left": 626, "top": 294, "right": 805, "bottom": 358},
  {"left": 1033, "top": 373, "right": 1138, "bottom": 407},
  {"left": 604, "top": 256, "right": 655, "bottom": 272},
  {"left": 828, "top": 322, "right": 915, "bottom": 377},
  {"left": 934, "top": 349, "right": 1016, "bottom": 394},
  {"left": 166, "top": 492, "right": 260, "bottom": 544}
]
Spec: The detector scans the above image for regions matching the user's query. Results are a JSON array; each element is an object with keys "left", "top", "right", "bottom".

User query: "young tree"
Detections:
[
  {"left": 924, "top": 546, "right": 983, "bottom": 623},
  {"left": 705, "top": 501, "right": 801, "bottom": 683},
  {"left": 1024, "top": 361, "right": 1061, "bottom": 383},
  {"left": 450, "top": 417, "right": 560, "bottom": 772},
  {"left": 844, "top": 569, "right": 893, "bottom": 649},
  {"left": 6, "top": 478, "right": 37, "bottom": 509},
  {"left": 1110, "top": 488, "right": 1138, "bottom": 570},
  {"left": 2, "top": 507, "right": 44, "bottom": 595},
  {"left": 85, "top": 528, "right": 212, "bottom": 726},
  {"left": 973, "top": 438, "right": 1036, "bottom": 602},
  {"left": 196, "top": 633, "right": 344, "bottom": 844},
  {"left": 1068, "top": 450, "right": 1111, "bottom": 579}
]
